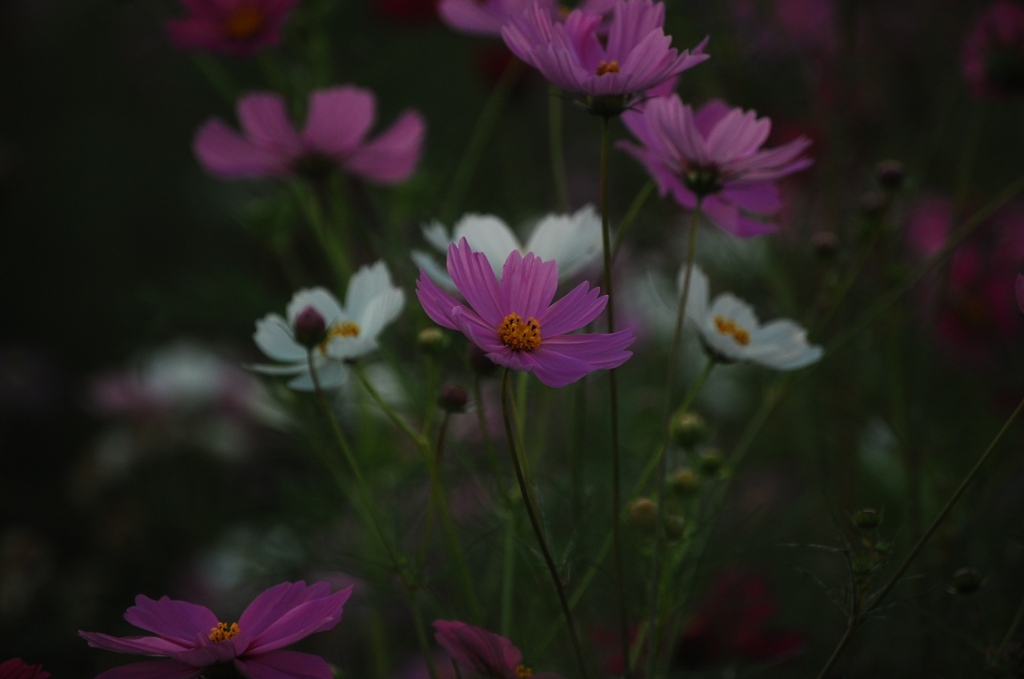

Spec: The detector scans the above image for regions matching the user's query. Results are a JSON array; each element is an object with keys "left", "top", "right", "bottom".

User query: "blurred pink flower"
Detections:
[
  {"left": 907, "top": 196, "right": 1024, "bottom": 360},
  {"left": 0, "top": 658, "right": 50, "bottom": 679},
  {"left": 166, "top": 0, "right": 298, "bottom": 56},
  {"left": 433, "top": 620, "right": 564, "bottom": 679},
  {"left": 501, "top": 0, "right": 707, "bottom": 115},
  {"left": 440, "top": 0, "right": 613, "bottom": 37},
  {"left": 80, "top": 581, "right": 352, "bottom": 679},
  {"left": 416, "top": 239, "right": 634, "bottom": 388},
  {"left": 962, "top": 0, "right": 1024, "bottom": 98},
  {"left": 194, "top": 86, "right": 425, "bottom": 184},
  {"left": 620, "top": 94, "right": 811, "bottom": 236}
]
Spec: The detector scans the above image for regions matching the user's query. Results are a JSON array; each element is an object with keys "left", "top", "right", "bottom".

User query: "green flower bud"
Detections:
[
  {"left": 670, "top": 467, "right": 699, "bottom": 495},
  {"left": 417, "top": 328, "right": 448, "bottom": 354},
  {"left": 625, "top": 498, "right": 658, "bottom": 534},
  {"left": 669, "top": 410, "right": 707, "bottom": 448}
]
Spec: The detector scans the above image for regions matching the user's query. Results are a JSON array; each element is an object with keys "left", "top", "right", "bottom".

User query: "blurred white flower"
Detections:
[
  {"left": 251, "top": 262, "right": 405, "bottom": 390},
  {"left": 412, "top": 206, "right": 601, "bottom": 288},
  {"left": 681, "top": 264, "right": 823, "bottom": 370}
]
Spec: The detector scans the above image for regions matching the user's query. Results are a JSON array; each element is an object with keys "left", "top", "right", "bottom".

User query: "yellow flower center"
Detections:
[
  {"left": 515, "top": 665, "right": 533, "bottom": 678},
  {"left": 595, "top": 60, "right": 620, "bottom": 76},
  {"left": 208, "top": 622, "right": 240, "bottom": 643},
  {"left": 317, "top": 320, "right": 360, "bottom": 352},
  {"left": 223, "top": 6, "right": 265, "bottom": 40},
  {"left": 713, "top": 315, "right": 750, "bottom": 346},
  {"left": 499, "top": 314, "right": 542, "bottom": 351}
]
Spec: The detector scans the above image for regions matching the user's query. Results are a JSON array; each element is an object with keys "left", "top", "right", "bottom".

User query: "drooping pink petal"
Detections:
[
  {"left": 236, "top": 94, "right": 304, "bottom": 157},
  {"left": 344, "top": 110, "right": 426, "bottom": 184},
  {"left": 416, "top": 270, "right": 467, "bottom": 330},
  {"left": 302, "top": 87, "right": 375, "bottom": 157},
  {"left": 78, "top": 632, "right": 192, "bottom": 657},
  {"left": 234, "top": 650, "right": 335, "bottom": 679},
  {"left": 193, "top": 119, "right": 292, "bottom": 177},
  {"left": 123, "top": 595, "right": 220, "bottom": 645},
  {"left": 92, "top": 660, "right": 204, "bottom": 679}
]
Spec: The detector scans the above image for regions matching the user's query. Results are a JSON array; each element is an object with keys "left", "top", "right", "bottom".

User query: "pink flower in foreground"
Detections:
[
  {"left": 501, "top": 0, "right": 707, "bottom": 115},
  {"left": 416, "top": 238, "right": 634, "bottom": 387},
  {"left": 962, "top": 1, "right": 1024, "bottom": 98},
  {"left": 619, "top": 94, "right": 811, "bottom": 236},
  {"left": 166, "top": 0, "right": 298, "bottom": 56},
  {"left": 194, "top": 86, "right": 425, "bottom": 184},
  {"left": 434, "top": 620, "right": 565, "bottom": 679},
  {"left": 80, "top": 581, "right": 353, "bottom": 679},
  {"left": 0, "top": 658, "right": 49, "bottom": 679}
]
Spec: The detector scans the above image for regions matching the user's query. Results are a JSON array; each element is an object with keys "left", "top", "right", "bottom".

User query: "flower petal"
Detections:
[
  {"left": 302, "top": 87, "right": 375, "bottom": 157},
  {"left": 193, "top": 119, "right": 290, "bottom": 178},
  {"left": 237, "top": 94, "right": 303, "bottom": 158},
  {"left": 123, "top": 595, "right": 219, "bottom": 646},
  {"left": 416, "top": 269, "right": 466, "bottom": 330},
  {"left": 254, "top": 314, "right": 306, "bottom": 363},
  {"left": 78, "top": 632, "right": 190, "bottom": 657},
  {"left": 344, "top": 262, "right": 394, "bottom": 319},
  {"left": 90, "top": 660, "right": 204, "bottom": 679},
  {"left": 447, "top": 239, "right": 506, "bottom": 327},
  {"left": 535, "top": 281, "right": 606, "bottom": 336},
  {"left": 285, "top": 288, "right": 345, "bottom": 326},
  {"left": 433, "top": 620, "right": 522, "bottom": 677},
  {"left": 452, "top": 214, "right": 522, "bottom": 278},
  {"left": 234, "top": 650, "right": 334, "bottom": 679},
  {"left": 501, "top": 250, "right": 558, "bottom": 321},
  {"left": 244, "top": 585, "right": 353, "bottom": 654},
  {"left": 344, "top": 110, "right": 425, "bottom": 184}
]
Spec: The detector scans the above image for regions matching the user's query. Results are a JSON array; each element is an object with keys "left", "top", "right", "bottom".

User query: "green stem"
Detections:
[
  {"left": 612, "top": 180, "right": 655, "bottom": 260},
  {"left": 816, "top": 394, "right": 1024, "bottom": 678},
  {"left": 293, "top": 182, "right": 352, "bottom": 287},
  {"left": 441, "top": 59, "right": 523, "bottom": 223},
  {"left": 599, "top": 113, "right": 631, "bottom": 679},
  {"left": 353, "top": 364, "right": 429, "bottom": 451},
  {"left": 500, "top": 370, "right": 589, "bottom": 679},
  {"left": 644, "top": 198, "right": 702, "bottom": 678}
]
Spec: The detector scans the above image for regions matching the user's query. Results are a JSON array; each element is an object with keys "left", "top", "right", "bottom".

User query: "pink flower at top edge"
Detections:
[
  {"left": 962, "top": 0, "right": 1024, "bottom": 98},
  {"left": 166, "top": 0, "right": 299, "bottom": 57},
  {"left": 194, "top": 86, "right": 426, "bottom": 185},
  {"left": 501, "top": 0, "right": 707, "bottom": 115},
  {"left": 416, "top": 238, "right": 634, "bottom": 388},
  {"left": 79, "top": 581, "right": 353, "bottom": 679},
  {"left": 433, "top": 620, "right": 565, "bottom": 679},
  {"left": 0, "top": 658, "right": 50, "bottom": 679},
  {"left": 619, "top": 93, "right": 811, "bottom": 237}
]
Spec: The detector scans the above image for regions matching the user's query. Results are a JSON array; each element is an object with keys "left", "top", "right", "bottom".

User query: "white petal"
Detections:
[
  {"left": 288, "top": 356, "right": 348, "bottom": 391},
  {"left": 411, "top": 249, "right": 455, "bottom": 289},
  {"left": 285, "top": 288, "right": 344, "bottom": 325},
  {"left": 525, "top": 204, "right": 602, "bottom": 279},
  {"left": 345, "top": 261, "right": 394, "bottom": 317},
  {"left": 710, "top": 293, "right": 760, "bottom": 332},
  {"left": 747, "top": 320, "right": 823, "bottom": 370},
  {"left": 246, "top": 361, "right": 307, "bottom": 375},
  {"left": 677, "top": 264, "right": 710, "bottom": 325},
  {"left": 452, "top": 214, "right": 521, "bottom": 278},
  {"left": 253, "top": 314, "right": 306, "bottom": 362},
  {"left": 421, "top": 221, "right": 452, "bottom": 252},
  {"left": 357, "top": 288, "right": 406, "bottom": 341}
]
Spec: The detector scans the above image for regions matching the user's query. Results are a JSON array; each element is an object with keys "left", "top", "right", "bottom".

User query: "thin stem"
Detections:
[
  {"left": 645, "top": 199, "right": 702, "bottom": 678},
  {"left": 441, "top": 59, "right": 523, "bottom": 223},
  {"left": 612, "top": 180, "right": 655, "bottom": 260},
  {"left": 353, "top": 364, "right": 429, "bottom": 452},
  {"left": 500, "top": 370, "right": 589, "bottom": 679},
  {"left": 816, "top": 394, "right": 1024, "bottom": 678},
  {"left": 599, "top": 114, "right": 631, "bottom": 679},
  {"left": 549, "top": 86, "right": 570, "bottom": 212}
]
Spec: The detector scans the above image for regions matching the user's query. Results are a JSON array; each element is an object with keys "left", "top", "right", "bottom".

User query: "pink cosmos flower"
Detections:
[
  {"left": 416, "top": 238, "right": 634, "bottom": 388},
  {"left": 619, "top": 94, "right": 811, "bottom": 237},
  {"left": 501, "top": 0, "right": 707, "bottom": 115},
  {"left": 433, "top": 620, "right": 565, "bottom": 679},
  {"left": 79, "top": 581, "right": 353, "bottom": 679},
  {"left": 962, "top": 0, "right": 1024, "bottom": 98},
  {"left": 0, "top": 658, "right": 49, "bottom": 679},
  {"left": 166, "top": 0, "right": 298, "bottom": 57},
  {"left": 194, "top": 86, "right": 425, "bottom": 184}
]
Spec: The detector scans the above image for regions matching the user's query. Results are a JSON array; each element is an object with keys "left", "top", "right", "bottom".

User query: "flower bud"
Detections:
[
  {"left": 665, "top": 515, "right": 685, "bottom": 540},
  {"left": 851, "top": 508, "right": 882, "bottom": 529},
  {"left": 952, "top": 566, "right": 982, "bottom": 594},
  {"left": 670, "top": 467, "right": 699, "bottom": 495},
  {"left": 438, "top": 384, "right": 469, "bottom": 413},
  {"left": 467, "top": 343, "right": 498, "bottom": 377},
  {"left": 875, "top": 159, "right": 906, "bottom": 191},
  {"left": 625, "top": 498, "right": 658, "bottom": 534},
  {"left": 669, "top": 410, "right": 707, "bottom": 448},
  {"left": 292, "top": 306, "right": 327, "bottom": 349},
  {"left": 696, "top": 449, "right": 724, "bottom": 476},
  {"left": 417, "top": 328, "right": 448, "bottom": 355}
]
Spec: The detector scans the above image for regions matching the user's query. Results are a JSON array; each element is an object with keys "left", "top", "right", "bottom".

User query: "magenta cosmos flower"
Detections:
[
  {"left": 620, "top": 94, "right": 811, "bottom": 237},
  {"left": 501, "top": 0, "right": 707, "bottom": 115},
  {"left": 416, "top": 238, "right": 634, "bottom": 387},
  {"left": 194, "top": 86, "right": 425, "bottom": 184},
  {"left": 166, "top": 0, "right": 298, "bottom": 56},
  {"left": 79, "top": 581, "right": 353, "bottom": 679},
  {"left": 961, "top": 1, "right": 1024, "bottom": 98},
  {"left": 0, "top": 659, "right": 49, "bottom": 679},
  {"left": 434, "top": 620, "right": 565, "bottom": 679}
]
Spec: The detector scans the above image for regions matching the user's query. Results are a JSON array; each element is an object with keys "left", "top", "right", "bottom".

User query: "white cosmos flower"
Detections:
[
  {"left": 411, "top": 205, "right": 601, "bottom": 288},
  {"left": 251, "top": 261, "right": 405, "bottom": 390},
  {"left": 681, "top": 264, "right": 823, "bottom": 370}
]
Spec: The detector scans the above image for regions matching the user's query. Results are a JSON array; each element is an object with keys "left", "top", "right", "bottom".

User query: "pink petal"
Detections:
[
  {"left": 438, "top": 0, "right": 504, "bottom": 35},
  {"left": 535, "top": 281, "right": 606, "bottom": 336},
  {"left": 234, "top": 650, "right": 334, "bottom": 679},
  {"left": 123, "top": 595, "right": 219, "bottom": 645},
  {"left": 433, "top": 620, "right": 522, "bottom": 677},
  {"left": 91, "top": 660, "right": 204, "bottom": 679},
  {"left": 416, "top": 270, "right": 466, "bottom": 330},
  {"left": 79, "top": 631, "right": 191, "bottom": 657},
  {"left": 447, "top": 239, "right": 506, "bottom": 327},
  {"left": 344, "top": 110, "right": 425, "bottom": 184},
  {"left": 236, "top": 94, "right": 303, "bottom": 157},
  {"left": 245, "top": 585, "right": 352, "bottom": 654},
  {"left": 302, "top": 87, "right": 375, "bottom": 157},
  {"left": 193, "top": 119, "right": 291, "bottom": 177},
  {"left": 238, "top": 582, "right": 334, "bottom": 641},
  {"left": 720, "top": 183, "right": 781, "bottom": 214},
  {"left": 500, "top": 250, "right": 558, "bottom": 320}
]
